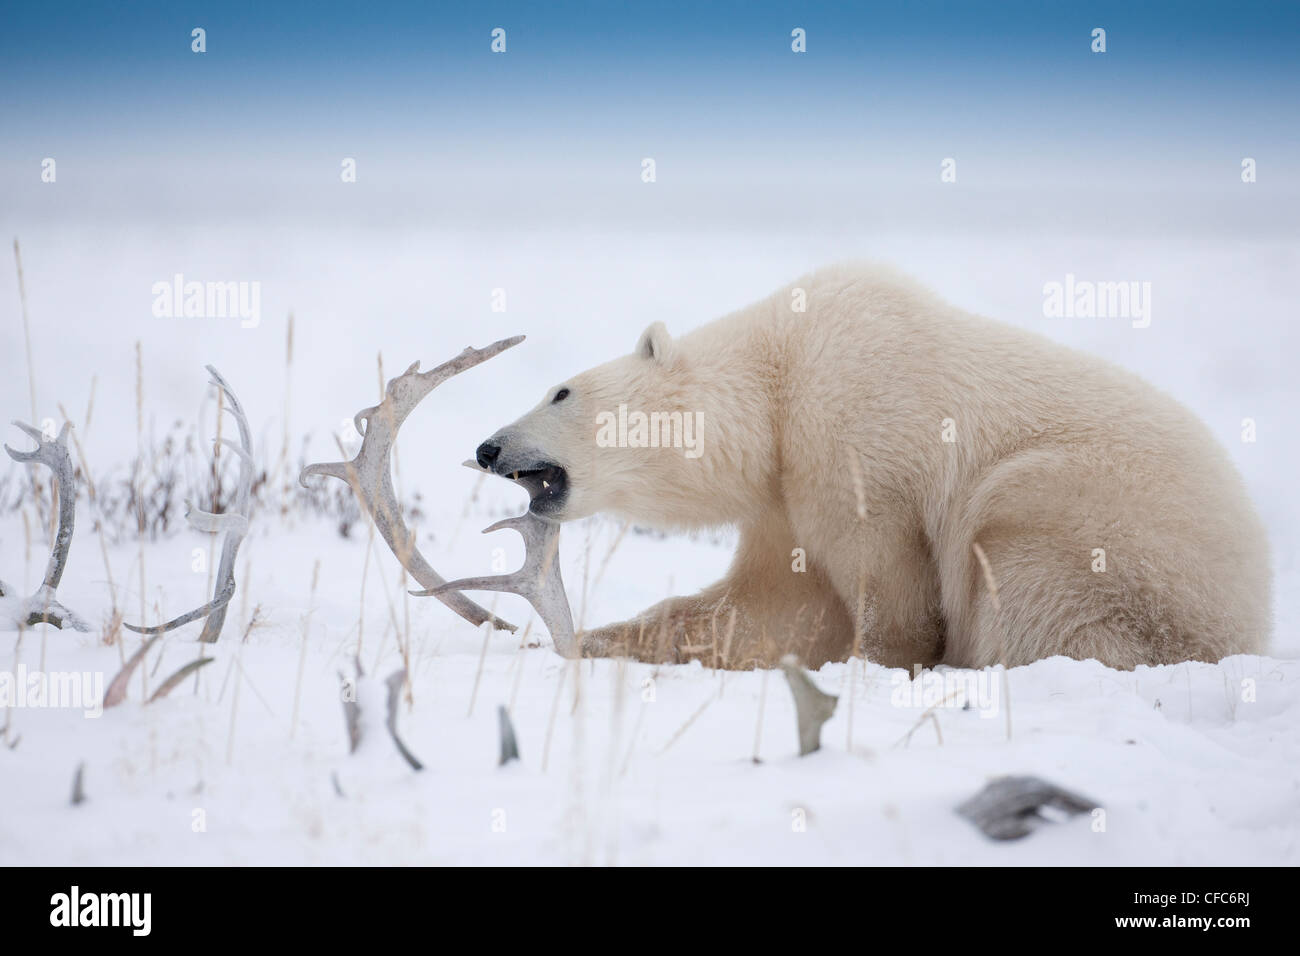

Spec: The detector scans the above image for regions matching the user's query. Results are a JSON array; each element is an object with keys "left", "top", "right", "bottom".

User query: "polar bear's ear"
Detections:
[{"left": 636, "top": 322, "right": 675, "bottom": 364}]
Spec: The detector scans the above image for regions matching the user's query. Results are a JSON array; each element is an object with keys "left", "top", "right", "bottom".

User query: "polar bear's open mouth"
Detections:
[{"left": 508, "top": 464, "right": 568, "bottom": 514}]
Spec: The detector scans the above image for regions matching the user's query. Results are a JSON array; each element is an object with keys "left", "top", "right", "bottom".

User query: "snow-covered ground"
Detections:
[
  {"left": 2, "top": 516, "right": 1297, "bottom": 866},
  {"left": 1, "top": 229, "right": 1298, "bottom": 865}
]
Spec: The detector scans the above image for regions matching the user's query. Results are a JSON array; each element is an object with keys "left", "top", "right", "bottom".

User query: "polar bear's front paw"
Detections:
[{"left": 578, "top": 621, "right": 682, "bottom": 663}]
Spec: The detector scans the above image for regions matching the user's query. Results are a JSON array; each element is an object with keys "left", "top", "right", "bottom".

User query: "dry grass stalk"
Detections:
[
  {"left": 752, "top": 667, "right": 769, "bottom": 762},
  {"left": 133, "top": 342, "right": 148, "bottom": 691},
  {"left": 291, "top": 560, "right": 321, "bottom": 737},
  {"left": 844, "top": 655, "right": 856, "bottom": 751},
  {"left": 507, "top": 637, "right": 529, "bottom": 712},
  {"left": 576, "top": 522, "right": 593, "bottom": 631},
  {"left": 467, "top": 620, "right": 493, "bottom": 718},
  {"left": 540, "top": 661, "right": 568, "bottom": 773},
  {"left": 656, "top": 687, "right": 718, "bottom": 757},
  {"left": 58, "top": 399, "right": 123, "bottom": 643},
  {"left": 12, "top": 240, "right": 55, "bottom": 536},
  {"left": 619, "top": 680, "right": 649, "bottom": 778},
  {"left": 225, "top": 606, "right": 264, "bottom": 765},
  {"left": 277, "top": 312, "right": 295, "bottom": 509},
  {"left": 971, "top": 541, "right": 1012, "bottom": 741},
  {"left": 588, "top": 520, "right": 631, "bottom": 597},
  {"left": 846, "top": 449, "right": 869, "bottom": 521},
  {"left": 603, "top": 657, "right": 627, "bottom": 864},
  {"left": 13, "top": 239, "right": 36, "bottom": 425},
  {"left": 896, "top": 689, "right": 962, "bottom": 748},
  {"left": 357, "top": 519, "right": 374, "bottom": 659}
]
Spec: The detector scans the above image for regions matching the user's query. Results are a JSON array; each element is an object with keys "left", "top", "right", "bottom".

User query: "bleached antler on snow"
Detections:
[
  {"left": 300, "top": 337, "right": 524, "bottom": 633},
  {"left": 417, "top": 493, "right": 575, "bottom": 656},
  {"left": 124, "top": 365, "right": 252, "bottom": 641},
  {"left": 1, "top": 421, "right": 88, "bottom": 631}
]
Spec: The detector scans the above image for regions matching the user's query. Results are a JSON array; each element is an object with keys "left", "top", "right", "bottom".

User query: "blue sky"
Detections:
[
  {"left": 5, "top": 2, "right": 1297, "bottom": 136},
  {"left": 2, "top": 1, "right": 1297, "bottom": 228}
]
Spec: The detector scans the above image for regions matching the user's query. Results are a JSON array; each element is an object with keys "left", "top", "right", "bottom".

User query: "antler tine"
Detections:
[
  {"left": 206, "top": 365, "right": 249, "bottom": 423},
  {"left": 120, "top": 366, "right": 255, "bottom": 642},
  {"left": 410, "top": 336, "right": 524, "bottom": 391},
  {"left": 195, "top": 365, "right": 254, "bottom": 643},
  {"left": 2, "top": 420, "right": 88, "bottom": 631},
  {"left": 417, "top": 511, "right": 576, "bottom": 657},
  {"left": 7, "top": 421, "right": 76, "bottom": 592},
  {"left": 299, "top": 336, "right": 527, "bottom": 634},
  {"left": 213, "top": 437, "right": 254, "bottom": 468},
  {"left": 299, "top": 461, "right": 351, "bottom": 486},
  {"left": 205, "top": 364, "right": 254, "bottom": 509},
  {"left": 123, "top": 578, "right": 236, "bottom": 636},
  {"left": 184, "top": 500, "right": 249, "bottom": 536},
  {"left": 3, "top": 420, "right": 68, "bottom": 465},
  {"left": 15, "top": 586, "right": 89, "bottom": 632},
  {"left": 353, "top": 404, "right": 380, "bottom": 438}
]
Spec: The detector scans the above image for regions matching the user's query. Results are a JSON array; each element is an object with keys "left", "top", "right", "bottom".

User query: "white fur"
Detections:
[{"left": 487, "top": 263, "right": 1271, "bottom": 669}]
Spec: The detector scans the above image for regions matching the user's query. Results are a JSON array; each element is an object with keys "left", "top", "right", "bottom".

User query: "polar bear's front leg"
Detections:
[
  {"left": 579, "top": 512, "right": 855, "bottom": 668},
  {"left": 579, "top": 588, "right": 732, "bottom": 664}
]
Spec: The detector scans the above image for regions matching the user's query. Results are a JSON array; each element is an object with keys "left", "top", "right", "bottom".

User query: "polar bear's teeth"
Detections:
[
  {"left": 542, "top": 480, "right": 550, "bottom": 489},
  {"left": 511, "top": 471, "right": 518, "bottom": 480}
]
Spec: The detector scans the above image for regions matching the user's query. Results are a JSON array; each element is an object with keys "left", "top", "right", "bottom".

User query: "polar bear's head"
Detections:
[{"left": 475, "top": 322, "right": 708, "bottom": 525}]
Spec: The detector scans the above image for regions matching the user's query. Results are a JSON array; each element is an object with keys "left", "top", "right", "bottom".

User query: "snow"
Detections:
[
  {"left": 1, "top": 228, "right": 1298, "bottom": 864},
  {"left": 0, "top": 511, "right": 1296, "bottom": 865}
]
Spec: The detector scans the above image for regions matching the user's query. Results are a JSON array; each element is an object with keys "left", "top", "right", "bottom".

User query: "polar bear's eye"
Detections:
[{"left": 552, "top": 388, "right": 570, "bottom": 404}]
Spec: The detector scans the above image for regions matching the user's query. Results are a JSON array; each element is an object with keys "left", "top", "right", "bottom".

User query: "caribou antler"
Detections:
[
  {"left": 337, "top": 657, "right": 423, "bottom": 772},
  {"left": 299, "top": 337, "right": 524, "bottom": 633},
  {"left": 124, "top": 365, "right": 252, "bottom": 641},
  {"left": 779, "top": 655, "right": 838, "bottom": 756},
  {"left": 1, "top": 421, "right": 89, "bottom": 631},
  {"left": 416, "top": 487, "right": 575, "bottom": 655}
]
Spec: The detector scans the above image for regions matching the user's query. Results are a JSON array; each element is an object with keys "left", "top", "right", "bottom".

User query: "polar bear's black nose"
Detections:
[{"left": 476, "top": 441, "right": 501, "bottom": 470}]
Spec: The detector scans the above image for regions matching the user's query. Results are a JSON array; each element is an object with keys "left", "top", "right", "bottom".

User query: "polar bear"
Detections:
[{"left": 475, "top": 263, "right": 1271, "bottom": 670}]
